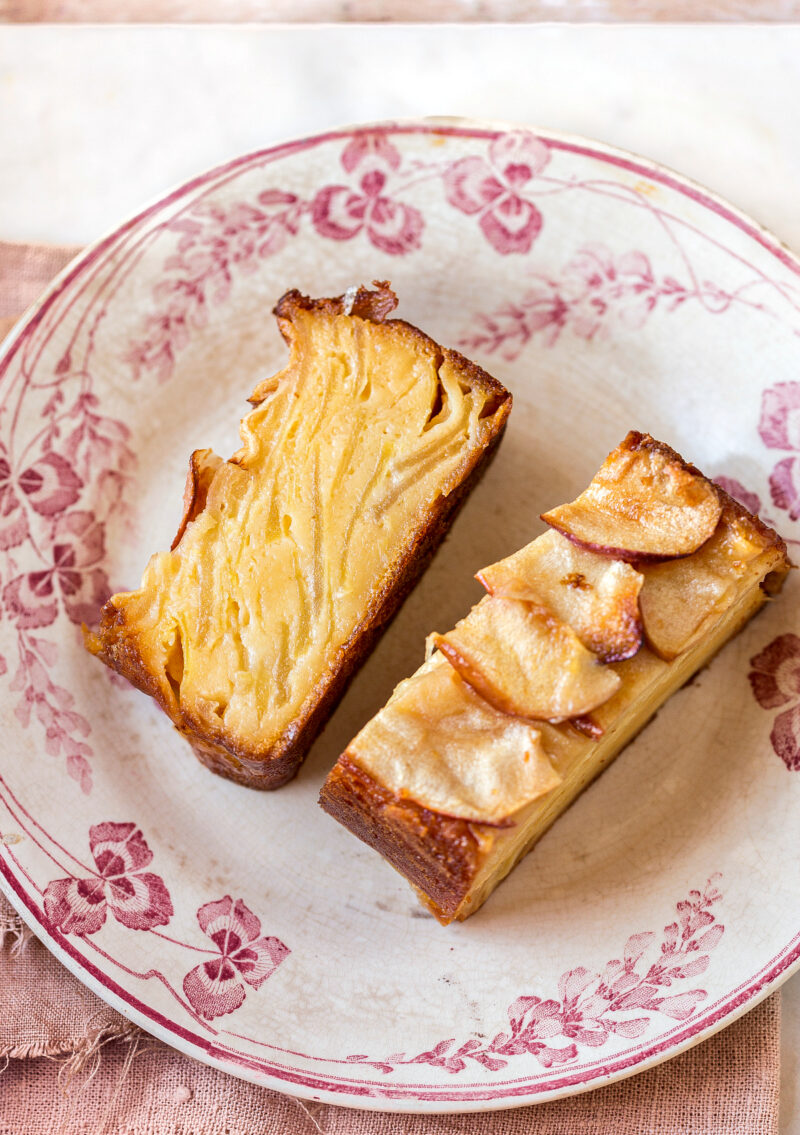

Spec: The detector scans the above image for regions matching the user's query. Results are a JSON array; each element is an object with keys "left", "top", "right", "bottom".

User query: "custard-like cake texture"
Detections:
[{"left": 85, "top": 284, "right": 512, "bottom": 788}]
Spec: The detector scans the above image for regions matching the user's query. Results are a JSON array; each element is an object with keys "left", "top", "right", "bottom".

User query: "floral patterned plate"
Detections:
[{"left": 0, "top": 120, "right": 799, "bottom": 1113}]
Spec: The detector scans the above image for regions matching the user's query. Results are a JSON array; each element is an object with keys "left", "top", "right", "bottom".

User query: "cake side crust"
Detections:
[{"left": 319, "top": 753, "right": 487, "bottom": 922}]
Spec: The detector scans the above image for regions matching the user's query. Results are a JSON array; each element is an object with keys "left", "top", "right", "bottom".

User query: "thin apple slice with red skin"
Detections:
[
  {"left": 639, "top": 505, "right": 772, "bottom": 660},
  {"left": 171, "top": 448, "right": 224, "bottom": 550},
  {"left": 432, "top": 596, "right": 621, "bottom": 722},
  {"left": 347, "top": 660, "right": 562, "bottom": 825},
  {"left": 541, "top": 432, "right": 723, "bottom": 564},
  {"left": 477, "top": 529, "right": 644, "bottom": 663}
]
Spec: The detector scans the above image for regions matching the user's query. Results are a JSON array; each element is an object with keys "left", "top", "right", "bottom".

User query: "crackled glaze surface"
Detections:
[{"left": 0, "top": 121, "right": 798, "bottom": 1112}]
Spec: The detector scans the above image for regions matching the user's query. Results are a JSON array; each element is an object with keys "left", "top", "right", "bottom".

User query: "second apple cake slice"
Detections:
[
  {"left": 85, "top": 283, "right": 511, "bottom": 788},
  {"left": 320, "top": 432, "right": 789, "bottom": 922}
]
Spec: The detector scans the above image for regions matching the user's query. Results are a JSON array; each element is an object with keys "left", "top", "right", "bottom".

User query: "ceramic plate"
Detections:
[{"left": 1, "top": 120, "right": 799, "bottom": 1113}]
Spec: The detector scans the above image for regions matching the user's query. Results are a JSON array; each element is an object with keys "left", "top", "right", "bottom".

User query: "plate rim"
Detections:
[{"left": 1, "top": 115, "right": 798, "bottom": 1113}]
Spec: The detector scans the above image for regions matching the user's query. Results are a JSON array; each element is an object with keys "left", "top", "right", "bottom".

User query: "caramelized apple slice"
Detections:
[
  {"left": 171, "top": 449, "right": 224, "bottom": 550},
  {"left": 639, "top": 506, "right": 772, "bottom": 660},
  {"left": 349, "top": 659, "right": 561, "bottom": 824},
  {"left": 542, "top": 432, "right": 722, "bottom": 563},
  {"left": 432, "top": 596, "right": 621, "bottom": 722},
  {"left": 477, "top": 529, "right": 643, "bottom": 662}
]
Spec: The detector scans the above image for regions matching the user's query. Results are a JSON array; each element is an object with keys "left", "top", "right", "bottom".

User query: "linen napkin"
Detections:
[{"left": 0, "top": 240, "right": 783, "bottom": 1135}]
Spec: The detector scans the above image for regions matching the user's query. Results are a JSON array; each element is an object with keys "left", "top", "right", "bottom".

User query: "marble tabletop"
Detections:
[{"left": 0, "top": 22, "right": 798, "bottom": 1132}]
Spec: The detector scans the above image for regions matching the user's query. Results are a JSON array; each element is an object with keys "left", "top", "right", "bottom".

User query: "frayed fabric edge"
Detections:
[{"left": 0, "top": 912, "right": 33, "bottom": 957}]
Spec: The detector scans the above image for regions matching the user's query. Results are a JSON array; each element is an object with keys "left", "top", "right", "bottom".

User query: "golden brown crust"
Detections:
[
  {"left": 86, "top": 285, "right": 512, "bottom": 789},
  {"left": 319, "top": 754, "right": 488, "bottom": 923}
]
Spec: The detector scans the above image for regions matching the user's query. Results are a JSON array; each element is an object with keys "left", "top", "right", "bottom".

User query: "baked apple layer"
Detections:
[
  {"left": 320, "top": 434, "right": 788, "bottom": 922},
  {"left": 449, "top": 567, "right": 780, "bottom": 922},
  {"left": 85, "top": 285, "right": 511, "bottom": 788}
]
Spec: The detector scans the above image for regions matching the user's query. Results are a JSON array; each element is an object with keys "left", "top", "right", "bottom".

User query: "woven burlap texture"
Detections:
[{"left": 0, "top": 240, "right": 783, "bottom": 1133}]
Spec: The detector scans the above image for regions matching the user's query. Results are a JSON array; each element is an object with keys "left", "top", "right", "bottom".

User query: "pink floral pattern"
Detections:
[
  {"left": 0, "top": 359, "right": 134, "bottom": 790},
  {"left": 125, "top": 131, "right": 562, "bottom": 384},
  {"left": 443, "top": 132, "right": 550, "bottom": 254},
  {"left": 43, "top": 822, "right": 173, "bottom": 935},
  {"left": 183, "top": 896, "right": 289, "bottom": 1021},
  {"left": 348, "top": 879, "right": 724, "bottom": 1075},
  {"left": 459, "top": 243, "right": 745, "bottom": 361},
  {"left": 311, "top": 170, "right": 424, "bottom": 256},
  {"left": 749, "top": 635, "right": 800, "bottom": 771},
  {"left": 758, "top": 382, "right": 800, "bottom": 523}
]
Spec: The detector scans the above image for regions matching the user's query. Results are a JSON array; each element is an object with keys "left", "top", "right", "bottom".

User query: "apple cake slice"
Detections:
[
  {"left": 85, "top": 284, "right": 511, "bottom": 788},
  {"left": 320, "top": 432, "right": 789, "bottom": 923}
]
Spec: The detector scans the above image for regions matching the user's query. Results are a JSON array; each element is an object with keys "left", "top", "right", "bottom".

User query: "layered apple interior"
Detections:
[
  {"left": 85, "top": 284, "right": 511, "bottom": 788},
  {"left": 320, "top": 432, "right": 789, "bottom": 923}
]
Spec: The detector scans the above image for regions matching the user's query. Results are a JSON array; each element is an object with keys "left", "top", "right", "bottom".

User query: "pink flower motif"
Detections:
[
  {"left": 0, "top": 447, "right": 82, "bottom": 552},
  {"left": 183, "top": 896, "right": 289, "bottom": 1021},
  {"left": 714, "top": 476, "right": 762, "bottom": 517},
  {"left": 126, "top": 193, "right": 305, "bottom": 381},
  {"left": 444, "top": 132, "right": 550, "bottom": 255},
  {"left": 311, "top": 170, "right": 423, "bottom": 256},
  {"left": 3, "top": 511, "right": 109, "bottom": 629},
  {"left": 43, "top": 822, "right": 173, "bottom": 935},
  {"left": 758, "top": 382, "right": 800, "bottom": 451},
  {"left": 749, "top": 634, "right": 800, "bottom": 771},
  {"left": 768, "top": 456, "right": 800, "bottom": 521}
]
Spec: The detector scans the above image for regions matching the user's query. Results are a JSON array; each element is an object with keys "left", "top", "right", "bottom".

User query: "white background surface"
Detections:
[{"left": 0, "top": 22, "right": 798, "bottom": 1129}]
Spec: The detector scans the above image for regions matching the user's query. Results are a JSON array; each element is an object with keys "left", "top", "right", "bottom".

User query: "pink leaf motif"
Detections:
[
  {"left": 758, "top": 382, "right": 800, "bottom": 450},
  {"left": 771, "top": 705, "right": 800, "bottom": 771},
  {"left": 66, "top": 751, "right": 93, "bottom": 794},
  {"left": 749, "top": 634, "right": 800, "bottom": 709},
  {"left": 558, "top": 966, "right": 596, "bottom": 1004},
  {"left": 749, "top": 635, "right": 800, "bottom": 770},
  {"left": 459, "top": 242, "right": 705, "bottom": 359},
  {"left": 693, "top": 925, "right": 725, "bottom": 953},
  {"left": 3, "top": 574, "right": 58, "bottom": 629},
  {"left": 341, "top": 133, "right": 402, "bottom": 174},
  {"left": 606, "top": 1017, "right": 649, "bottom": 1038},
  {"left": 183, "top": 896, "right": 289, "bottom": 1021},
  {"left": 89, "top": 821, "right": 153, "bottom": 873},
  {"left": 623, "top": 931, "right": 656, "bottom": 964},
  {"left": 656, "top": 991, "right": 707, "bottom": 1020},
  {"left": 768, "top": 456, "right": 800, "bottom": 520},
  {"left": 104, "top": 872, "right": 173, "bottom": 931},
  {"left": 0, "top": 450, "right": 29, "bottom": 551}
]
